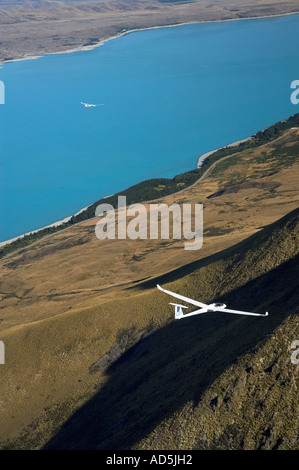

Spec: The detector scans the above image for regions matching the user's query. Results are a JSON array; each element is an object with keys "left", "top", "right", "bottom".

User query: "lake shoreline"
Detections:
[{"left": 0, "top": 205, "right": 92, "bottom": 248}]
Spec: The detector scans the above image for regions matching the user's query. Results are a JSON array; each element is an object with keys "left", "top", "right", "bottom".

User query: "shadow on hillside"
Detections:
[{"left": 43, "top": 254, "right": 298, "bottom": 450}]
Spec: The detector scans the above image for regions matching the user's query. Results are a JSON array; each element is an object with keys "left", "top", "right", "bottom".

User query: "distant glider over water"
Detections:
[
  {"left": 157, "top": 284, "right": 268, "bottom": 320},
  {"left": 81, "top": 102, "right": 104, "bottom": 108}
]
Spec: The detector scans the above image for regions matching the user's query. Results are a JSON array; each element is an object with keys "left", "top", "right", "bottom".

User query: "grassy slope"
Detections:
[
  {"left": 42, "top": 207, "right": 299, "bottom": 450},
  {"left": 136, "top": 313, "right": 299, "bottom": 450},
  {"left": 0, "top": 128, "right": 298, "bottom": 336},
  {"left": 0, "top": 128, "right": 298, "bottom": 450}
]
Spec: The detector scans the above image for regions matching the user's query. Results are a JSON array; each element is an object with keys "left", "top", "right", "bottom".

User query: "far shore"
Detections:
[{"left": 1, "top": 10, "right": 299, "bottom": 66}]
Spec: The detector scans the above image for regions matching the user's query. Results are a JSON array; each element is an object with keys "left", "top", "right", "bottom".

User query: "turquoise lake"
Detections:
[{"left": 0, "top": 13, "right": 299, "bottom": 242}]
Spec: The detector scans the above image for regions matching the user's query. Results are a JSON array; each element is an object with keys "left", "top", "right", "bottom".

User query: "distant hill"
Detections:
[{"left": 0, "top": 123, "right": 298, "bottom": 450}]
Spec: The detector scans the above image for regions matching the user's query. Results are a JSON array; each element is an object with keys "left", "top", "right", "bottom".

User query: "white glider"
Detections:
[
  {"left": 157, "top": 284, "right": 268, "bottom": 319},
  {"left": 81, "top": 102, "right": 104, "bottom": 108}
]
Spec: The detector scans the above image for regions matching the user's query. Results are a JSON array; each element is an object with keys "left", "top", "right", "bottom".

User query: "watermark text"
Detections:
[
  {"left": 0, "top": 80, "right": 4, "bottom": 104},
  {"left": 290, "top": 80, "right": 299, "bottom": 105},
  {"left": 95, "top": 196, "right": 203, "bottom": 250},
  {"left": 290, "top": 340, "right": 299, "bottom": 364}
]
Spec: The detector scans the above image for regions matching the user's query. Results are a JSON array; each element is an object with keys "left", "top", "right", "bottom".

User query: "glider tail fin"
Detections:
[
  {"left": 175, "top": 305, "right": 183, "bottom": 319},
  {"left": 169, "top": 302, "right": 187, "bottom": 319}
]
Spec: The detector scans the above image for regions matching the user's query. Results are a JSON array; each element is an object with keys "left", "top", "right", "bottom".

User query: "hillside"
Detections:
[
  {"left": 0, "top": 126, "right": 298, "bottom": 450},
  {"left": 1, "top": 207, "right": 298, "bottom": 450},
  {"left": 42, "top": 208, "right": 299, "bottom": 449}
]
